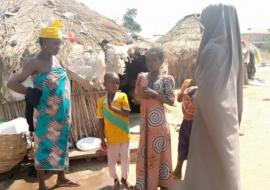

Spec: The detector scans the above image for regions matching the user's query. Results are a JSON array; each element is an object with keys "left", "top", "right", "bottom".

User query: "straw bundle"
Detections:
[
  {"left": 70, "top": 81, "right": 105, "bottom": 143},
  {"left": 0, "top": 100, "right": 25, "bottom": 120},
  {"left": 0, "top": 133, "right": 27, "bottom": 173},
  {"left": 165, "top": 48, "right": 197, "bottom": 87}
]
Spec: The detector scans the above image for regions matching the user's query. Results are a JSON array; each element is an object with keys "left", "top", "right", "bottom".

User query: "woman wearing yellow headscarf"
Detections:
[{"left": 7, "top": 20, "right": 80, "bottom": 190}]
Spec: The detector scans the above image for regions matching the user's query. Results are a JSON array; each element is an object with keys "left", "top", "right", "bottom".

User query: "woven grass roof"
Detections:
[
  {"left": 0, "top": 0, "right": 129, "bottom": 74},
  {"left": 0, "top": 0, "right": 131, "bottom": 101},
  {"left": 158, "top": 14, "right": 202, "bottom": 52}
]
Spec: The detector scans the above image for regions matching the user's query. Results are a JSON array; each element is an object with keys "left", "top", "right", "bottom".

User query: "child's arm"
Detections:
[
  {"left": 108, "top": 93, "right": 131, "bottom": 117},
  {"left": 96, "top": 98, "right": 107, "bottom": 148},
  {"left": 98, "top": 118, "right": 107, "bottom": 148},
  {"left": 108, "top": 104, "right": 130, "bottom": 117},
  {"left": 178, "top": 80, "right": 193, "bottom": 102},
  {"left": 177, "top": 92, "right": 184, "bottom": 102},
  {"left": 186, "top": 86, "right": 198, "bottom": 97},
  {"left": 177, "top": 85, "right": 186, "bottom": 102}
]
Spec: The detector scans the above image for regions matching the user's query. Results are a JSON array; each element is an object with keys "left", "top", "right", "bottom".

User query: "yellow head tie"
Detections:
[{"left": 39, "top": 20, "right": 63, "bottom": 40}]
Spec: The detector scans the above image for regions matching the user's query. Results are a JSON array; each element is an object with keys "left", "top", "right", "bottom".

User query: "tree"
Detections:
[{"left": 122, "top": 8, "right": 142, "bottom": 33}]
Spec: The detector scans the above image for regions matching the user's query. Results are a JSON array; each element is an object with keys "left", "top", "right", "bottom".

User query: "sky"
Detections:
[{"left": 79, "top": 0, "right": 270, "bottom": 37}]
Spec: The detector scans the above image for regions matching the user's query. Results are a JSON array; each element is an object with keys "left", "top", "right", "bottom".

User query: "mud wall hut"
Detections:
[
  {"left": 0, "top": 0, "right": 134, "bottom": 144},
  {"left": 158, "top": 14, "right": 202, "bottom": 87}
]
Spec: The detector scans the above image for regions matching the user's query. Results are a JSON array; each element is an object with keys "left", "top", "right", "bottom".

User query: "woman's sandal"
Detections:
[{"left": 56, "top": 178, "right": 80, "bottom": 187}]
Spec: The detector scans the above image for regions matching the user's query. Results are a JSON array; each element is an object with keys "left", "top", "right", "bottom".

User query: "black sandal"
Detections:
[{"left": 112, "top": 178, "right": 120, "bottom": 190}]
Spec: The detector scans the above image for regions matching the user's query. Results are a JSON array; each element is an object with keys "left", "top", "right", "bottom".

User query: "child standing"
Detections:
[
  {"left": 97, "top": 72, "right": 131, "bottom": 190},
  {"left": 134, "top": 47, "right": 175, "bottom": 190},
  {"left": 173, "top": 78, "right": 197, "bottom": 179}
]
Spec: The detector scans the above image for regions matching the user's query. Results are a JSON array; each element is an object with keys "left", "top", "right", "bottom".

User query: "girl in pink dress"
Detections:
[{"left": 134, "top": 47, "right": 175, "bottom": 190}]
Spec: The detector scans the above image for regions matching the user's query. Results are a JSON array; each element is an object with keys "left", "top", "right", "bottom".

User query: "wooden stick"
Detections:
[
  {"left": 79, "top": 94, "right": 88, "bottom": 137},
  {"left": 84, "top": 94, "right": 93, "bottom": 136},
  {"left": 71, "top": 95, "right": 78, "bottom": 143}
]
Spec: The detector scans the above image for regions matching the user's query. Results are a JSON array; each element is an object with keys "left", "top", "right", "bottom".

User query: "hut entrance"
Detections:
[{"left": 120, "top": 51, "right": 148, "bottom": 113}]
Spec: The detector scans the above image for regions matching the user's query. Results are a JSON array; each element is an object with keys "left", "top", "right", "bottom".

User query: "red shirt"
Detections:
[{"left": 178, "top": 79, "right": 195, "bottom": 121}]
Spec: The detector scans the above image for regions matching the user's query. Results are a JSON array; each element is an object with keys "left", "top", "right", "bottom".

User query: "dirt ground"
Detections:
[{"left": 0, "top": 64, "right": 270, "bottom": 190}]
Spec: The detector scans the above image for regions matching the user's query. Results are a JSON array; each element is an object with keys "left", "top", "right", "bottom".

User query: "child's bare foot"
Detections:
[
  {"left": 173, "top": 160, "right": 184, "bottom": 179},
  {"left": 38, "top": 185, "right": 48, "bottom": 190},
  {"left": 173, "top": 163, "right": 182, "bottom": 179},
  {"left": 112, "top": 178, "right": 120, "bottom": 190},
  {"left": 173, "top": 168, "right": 182, "bottom": 179},
  {"left": 121, "top": 178, "right": 132, "bottom": 189}
]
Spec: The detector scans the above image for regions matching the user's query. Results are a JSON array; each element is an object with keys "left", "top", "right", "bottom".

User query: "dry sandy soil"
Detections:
[{"left": 0, "top": 64, "right": 270, "bottom": 190}]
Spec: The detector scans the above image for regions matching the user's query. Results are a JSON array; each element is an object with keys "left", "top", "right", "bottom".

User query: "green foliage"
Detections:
[
  {"left": 122, "top": 8, "right": 142, "bottom": 33},
  {"left": 0, "top": 118, "right": 6, "bottom": 124}
]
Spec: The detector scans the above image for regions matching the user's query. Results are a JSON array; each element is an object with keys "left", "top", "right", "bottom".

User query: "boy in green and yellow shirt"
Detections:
[{"left": 97, "top": 72, "right": 131, "bottom": 190}]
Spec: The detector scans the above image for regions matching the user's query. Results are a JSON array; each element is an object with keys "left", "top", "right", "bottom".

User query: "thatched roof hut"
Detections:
[
  {"left": 158, "top": 14, "right": 202, "bottom": 86},
  {"left": 0, "top": 0, "right": 130, "bottom": 91},
  {"left": 0, "top": 0, "right": 132, "bottom": 144}
]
